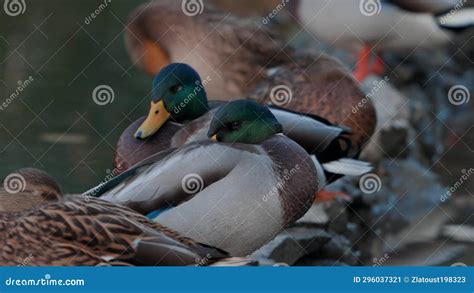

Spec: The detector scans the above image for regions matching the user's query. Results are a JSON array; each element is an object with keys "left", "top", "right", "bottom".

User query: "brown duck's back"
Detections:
[
  {"left": 125, "top": 0, "right": 291, "bottom": 98},
  {"left": 1, "top": 197, "right": 227, "bottom": 266},
  {"left": 251, "top": 52, "right": 376, "bottom": 153}
]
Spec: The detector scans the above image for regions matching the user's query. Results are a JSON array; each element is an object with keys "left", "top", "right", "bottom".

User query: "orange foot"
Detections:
[
  {"left": 352, "top": 44, "right": 385, "bottom": 82},
  {"left": 315, "top": 189, "right": 352, "bottom": 203},
  {"left": 372, "top": 54, "right": 385, "bottom": 76}
]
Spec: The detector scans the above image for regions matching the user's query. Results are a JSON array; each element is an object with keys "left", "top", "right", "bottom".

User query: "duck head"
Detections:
[
  {"left": 135, "top": 63, "right": 209, "bottom": 140},
  {"left": 1, "top": 168, "right": 62, "bottom": 212},
  {"left": 207, "top": 99, "right": 283, "bottom": 144}
]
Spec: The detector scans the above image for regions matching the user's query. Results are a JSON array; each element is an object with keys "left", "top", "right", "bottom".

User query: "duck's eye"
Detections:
[
  {"left": 169, "top": 84, "right": 183, "bottom": 94},
  {"left": 228, "top": 122, "right": 241, "bottom": 131}
]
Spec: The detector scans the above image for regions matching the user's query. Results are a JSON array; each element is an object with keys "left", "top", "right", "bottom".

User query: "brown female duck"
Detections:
[{"left": 0, "top": 169, "right": 244, "bottom": 266}]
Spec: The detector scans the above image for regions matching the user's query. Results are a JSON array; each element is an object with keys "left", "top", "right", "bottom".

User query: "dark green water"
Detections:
[{"left": 0, "top": 0, "right": 151, "bottom": 193}]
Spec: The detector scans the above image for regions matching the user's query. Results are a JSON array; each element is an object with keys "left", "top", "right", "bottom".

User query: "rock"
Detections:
[
  {"left": 297, "top": 203, "right": 330, "bottom": 225},
  {"left": 366, "top": 159, "right": 451, "bottom": 255},
  {"left": 251, "top": 226, "right": 331, "bottom": 265},
  {"left": 295, "top": 259, "right": 349, "bottom": 266},
  {"left": 442, "top": 225, "right": 474, "bottom": 243},
  {"left": 309, "top": 233, "right": 361, "bottom": 266},
  {"left": 359, "top": 75, "right": 412, "bottom": 162},
  {"left": 380, "top": 241, "right": 466, "bottom": 266},
  {"left": 379, "top": 119, "right": 410, "bottom": 158}
]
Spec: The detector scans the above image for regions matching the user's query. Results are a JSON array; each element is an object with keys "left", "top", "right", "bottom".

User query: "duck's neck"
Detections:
[{"left": 261, "top": 136, "right": 318, "bottom": 226}]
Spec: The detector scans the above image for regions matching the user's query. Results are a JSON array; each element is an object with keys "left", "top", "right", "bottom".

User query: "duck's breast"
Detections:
[{"left": 156, "top": 146, "right": 285, "bottom": 256}]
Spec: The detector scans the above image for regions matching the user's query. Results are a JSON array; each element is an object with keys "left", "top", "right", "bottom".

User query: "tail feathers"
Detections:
[
  {"left": 210, "top": 257, "right": 259, "bottom": 266},
  {"left": 322, "top": 158, "right": 372, "bottom": 177}
]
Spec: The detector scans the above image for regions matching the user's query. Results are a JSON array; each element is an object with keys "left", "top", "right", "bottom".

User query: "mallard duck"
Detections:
[
  {"left": 114, "top": 63, "right": 372, "bottom": 190},
  {"left": 1, "top": 168, "right": 248, "bottom": 266},
  {"left": 124, "top": 0, "right": 376, "bottom": 151},
  {"left": 91, "top": 100, "right": 322, "bottom": 256},
  {"left": 291, "top": 0, "right": 474, "bottom": 81}
]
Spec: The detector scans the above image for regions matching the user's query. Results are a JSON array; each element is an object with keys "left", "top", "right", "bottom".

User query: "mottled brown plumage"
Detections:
[
  {"left": 123, "top": 0, "right": 376, "bottom": 163},
  {"left": 0, "top": 168, "right": 239, "bottom": 266},
  {"left": 249, "top": 52, "right": 376, "bottom": 156}
]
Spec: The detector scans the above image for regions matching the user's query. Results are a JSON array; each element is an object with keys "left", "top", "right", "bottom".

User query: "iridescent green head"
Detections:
[
  {"left": 135, "top": 63, "right": 209, "bottom": 139},
  {"left": 207, "top": 100, "right": 283, "bottom": 144}
]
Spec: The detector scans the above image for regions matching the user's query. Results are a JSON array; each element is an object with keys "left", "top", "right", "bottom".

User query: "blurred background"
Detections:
[{"left": 0, "top": 0, "right": 473, "bottom": 265}]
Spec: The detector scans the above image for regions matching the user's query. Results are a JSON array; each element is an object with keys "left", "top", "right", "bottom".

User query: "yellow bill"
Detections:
[
  {"left": 210, "top": 134, "right": 217, "bottom": 141},
  {"left": 134, "top": 100, "right": 170, "bottom": 139}
]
